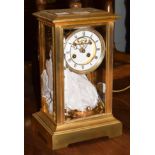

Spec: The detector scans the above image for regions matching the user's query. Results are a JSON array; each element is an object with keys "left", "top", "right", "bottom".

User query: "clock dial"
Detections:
[{"left": 64, "top": 28, "right": 105, "bottom": 74}]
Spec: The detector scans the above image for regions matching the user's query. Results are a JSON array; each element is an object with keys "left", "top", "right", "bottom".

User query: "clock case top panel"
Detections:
[{"left": 33, "top": 8, "right": 119, "bottom": 26}]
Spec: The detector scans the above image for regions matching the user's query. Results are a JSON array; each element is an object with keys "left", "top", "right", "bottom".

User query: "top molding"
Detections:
[{"left": 33, "top": 8, "right": 119, "bottom": 26}]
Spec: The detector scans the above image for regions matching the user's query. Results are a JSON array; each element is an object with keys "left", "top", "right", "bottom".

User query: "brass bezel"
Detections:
[{"left": 64, "top": 27, "right": 105, "bottom": 74}]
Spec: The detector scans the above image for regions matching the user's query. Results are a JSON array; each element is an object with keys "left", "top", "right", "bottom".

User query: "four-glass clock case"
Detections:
[{"left": 32, "top": 8, "right": 122, "bottom": 150}]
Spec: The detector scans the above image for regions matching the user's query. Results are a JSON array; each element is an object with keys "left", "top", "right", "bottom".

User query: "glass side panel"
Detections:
[
  {"left": 63, "top": 25, "right": 107, "bottom": 121},
  {"left": 40, "top": 25, "right": 55, "bottom": 121}
]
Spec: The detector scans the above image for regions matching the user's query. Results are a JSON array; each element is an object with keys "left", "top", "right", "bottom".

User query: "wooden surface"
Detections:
[{"left": 24, "top": 52, "right": 130, "bottom": 154}]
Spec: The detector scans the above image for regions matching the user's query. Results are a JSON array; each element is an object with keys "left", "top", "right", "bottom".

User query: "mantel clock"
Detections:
[{"left": 32, "top": 8, "right": 122, "bottom": 150}]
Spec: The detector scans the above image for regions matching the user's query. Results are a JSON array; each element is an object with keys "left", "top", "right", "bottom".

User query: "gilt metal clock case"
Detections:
[{"left": 32, "top": 8, "right": 122, "bottom": 150}]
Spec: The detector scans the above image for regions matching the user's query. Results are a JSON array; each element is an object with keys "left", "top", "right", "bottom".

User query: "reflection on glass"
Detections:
[{"left": 40, "top": 26, "right": 53, "bottom": 115}]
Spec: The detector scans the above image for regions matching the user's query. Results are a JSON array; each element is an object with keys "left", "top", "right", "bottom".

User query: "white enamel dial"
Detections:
[{"left": 64, "top": 28, "right": 105, "bottom": 74}]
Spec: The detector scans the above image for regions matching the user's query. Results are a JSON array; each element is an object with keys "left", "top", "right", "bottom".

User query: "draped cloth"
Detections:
[{"left": 41, "top": 49, "right": 99, "bottom": 113}]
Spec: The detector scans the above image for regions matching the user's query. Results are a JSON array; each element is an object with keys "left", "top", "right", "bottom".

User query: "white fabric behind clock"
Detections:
[
  {"left": 64, "top": 68, "right": 99, "bottom": 112},
  {"left": 41, "top": 50, "right": 53, "bottom": 113},
  {"left": 41, "top": 70, "right": 53, "bottom": 113},
  {"left": 41, "top": 49, "right": 99, "bottom": 113}
]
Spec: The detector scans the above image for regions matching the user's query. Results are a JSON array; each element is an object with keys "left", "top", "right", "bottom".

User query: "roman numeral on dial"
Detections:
[
  {"left": 95, "top": 56, "right": 98, "bottom": 59},
  {"left": 82, "top": 31, "right": 85, "bottom": 36}
]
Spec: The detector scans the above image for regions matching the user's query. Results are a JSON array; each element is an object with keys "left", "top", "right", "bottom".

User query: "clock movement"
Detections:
[{"left": 32, "top": 7, "right": 122, "bottom": 150}]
